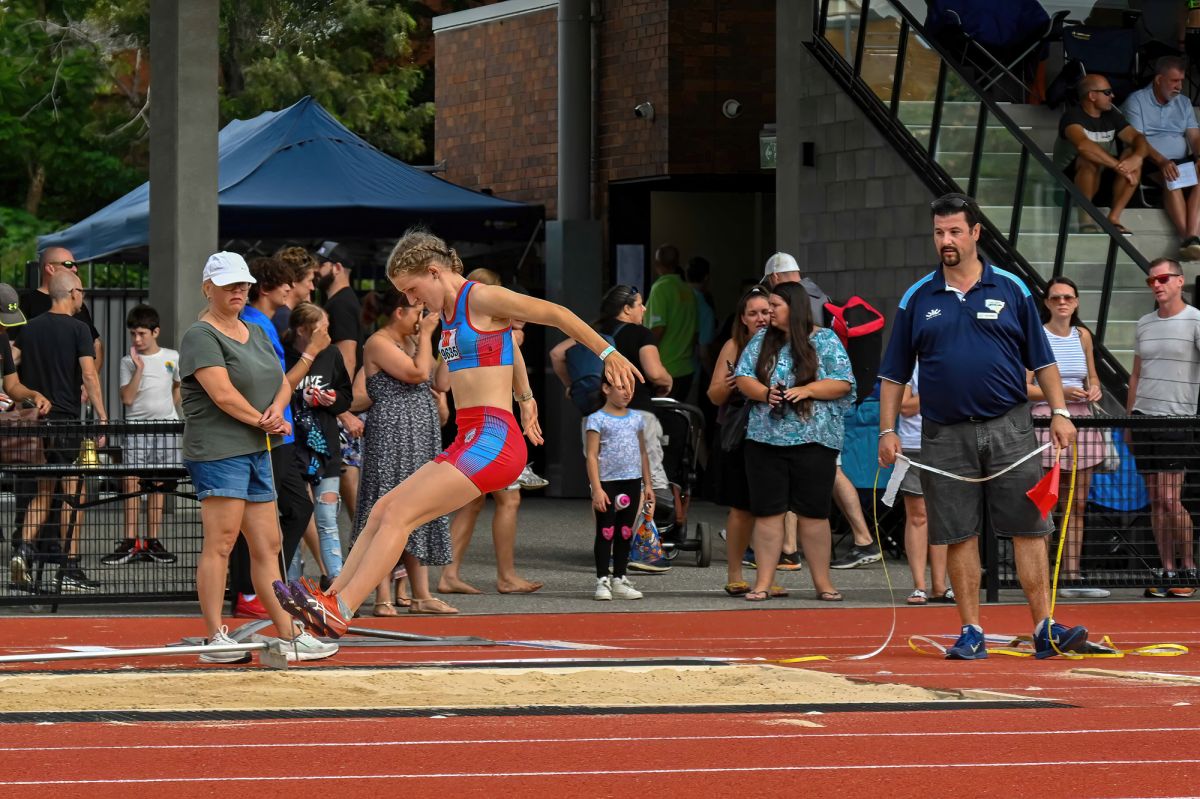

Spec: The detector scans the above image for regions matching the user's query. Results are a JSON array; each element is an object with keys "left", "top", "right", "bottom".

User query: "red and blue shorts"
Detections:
[{"left": 435, "top": 406, "right": 526, "bottom": 494}]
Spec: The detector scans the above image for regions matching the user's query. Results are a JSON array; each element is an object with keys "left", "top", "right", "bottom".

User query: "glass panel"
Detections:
[
  {"left": 1095, "top": 248, "right": 1151, "bottom": 374},
  {"left": 971, "top": 123, "right": 1022, "bottom": 225},
  {"left": 895, "top": 27, "right": 940, "bottom": 152},
  {"left": 1057, "top": 212, "right": 1109, "bottom": 307},
  {"left": 932, "top": 69, "right": 980, "bottom": 190},
  {"left": 823, "top": 0, "right": 862, "bottom": 63},
  {"left": 1012, "top": 160, "right": 1063, "bottom": 279},
  {"left": 859, "top": 0, "right": 901, "bottom": 105}
]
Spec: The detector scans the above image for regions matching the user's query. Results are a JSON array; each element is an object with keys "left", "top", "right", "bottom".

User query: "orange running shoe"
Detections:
[{"left": 291, "top": 579, "right": 350, "bottom": 639}]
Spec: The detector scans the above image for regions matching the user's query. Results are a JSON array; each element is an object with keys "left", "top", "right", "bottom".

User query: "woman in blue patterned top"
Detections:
[{"left": 734, "top": 282, "right": 855, "bottom": 602}]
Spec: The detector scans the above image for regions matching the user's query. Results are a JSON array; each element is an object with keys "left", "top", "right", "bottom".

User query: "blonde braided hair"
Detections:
[{"left": 386, "top": 229, "right": 464, "bottom": 280}]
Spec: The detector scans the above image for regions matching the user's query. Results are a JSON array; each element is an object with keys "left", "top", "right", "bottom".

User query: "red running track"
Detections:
[{"left": 0, "top": 602, "right": 1196, "bottom": 798}]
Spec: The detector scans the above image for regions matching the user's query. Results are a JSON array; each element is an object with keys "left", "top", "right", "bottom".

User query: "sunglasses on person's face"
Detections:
[
  {"left": 49, "top": 260, "right": 78, "bottom": 271},
  {"left": 1048, "top": 293, "right": 1077, "bottom": 302},
  {"left": 220, "top": 282, "right": 252, "bottom": 293},
  {"left": 1146, "top": 273, "right": 1183, "bottom": 287},
  {"left": 1090, "top": 88, "right": 1114, "bottom": 97}
]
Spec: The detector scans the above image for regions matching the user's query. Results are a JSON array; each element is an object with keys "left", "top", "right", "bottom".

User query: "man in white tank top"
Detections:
[{"left": 1127, "top": 257, "right": 1200, "bottom": 582}]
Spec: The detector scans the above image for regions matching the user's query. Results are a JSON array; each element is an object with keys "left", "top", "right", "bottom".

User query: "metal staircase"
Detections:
[{"left": 811, "top": 0, "right": 1154, "bottom": 392}]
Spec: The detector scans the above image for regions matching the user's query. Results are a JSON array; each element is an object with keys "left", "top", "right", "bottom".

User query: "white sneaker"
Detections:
[
  {"left": 275, "top": 631, "right": 339, "bottom": 662},
  {"left": 199, "top": 626, "right": 249, "bottom": 664},
  {"left": 594, "top": 576, "right": 612, "bottom": 601},
  {"left": 518, "top": 464, "right": 549, "bottom": 490},
  {"left": 611, "top": 575, "right": 643, "bottom": 600}
]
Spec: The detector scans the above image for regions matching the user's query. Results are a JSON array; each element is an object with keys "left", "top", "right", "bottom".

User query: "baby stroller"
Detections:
[{"left": 650, "top": 397, "right": 712, "bottom": 567}]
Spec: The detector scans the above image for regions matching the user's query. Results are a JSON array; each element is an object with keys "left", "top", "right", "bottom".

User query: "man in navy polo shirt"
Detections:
[{"left": 877, "top": 192, "right": 1088, "bottom": 660}]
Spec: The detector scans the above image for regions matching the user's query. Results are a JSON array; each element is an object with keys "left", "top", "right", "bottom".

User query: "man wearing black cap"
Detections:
[
  {"left": 316, "top": 241, "right": 367, "bottom": 515},
  {"left": 0, "top": 284, "right": 50, "bottom": 413}
]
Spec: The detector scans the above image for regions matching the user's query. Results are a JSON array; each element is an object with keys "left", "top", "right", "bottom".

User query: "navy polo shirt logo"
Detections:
[{"left": 925, "top": 308, "right": 942, "bottom": 320}]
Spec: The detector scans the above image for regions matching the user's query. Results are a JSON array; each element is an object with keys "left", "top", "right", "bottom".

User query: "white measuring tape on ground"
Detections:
[{"left": 882, "top": 443, "right": 1052, "bottom": 507}]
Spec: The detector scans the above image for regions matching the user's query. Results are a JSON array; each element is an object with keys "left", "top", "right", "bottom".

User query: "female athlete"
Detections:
[{"left": 274, "top": 229, "right": 641, "bottom": 635}]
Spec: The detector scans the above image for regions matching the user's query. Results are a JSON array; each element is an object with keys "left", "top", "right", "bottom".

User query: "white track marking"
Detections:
[
  {"left": 3, "top": 759, "right": 1200, "bottom": 786},
  {"left": 2, "top": 727, "right": 1199, "bottom": 753}
]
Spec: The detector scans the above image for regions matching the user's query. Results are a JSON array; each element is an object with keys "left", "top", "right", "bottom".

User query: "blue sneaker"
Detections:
[
  {"left": 945, "top": 625, "right": 988, "bottom": 660},
  {"left": 1033, "top": 620, "right": 1089, "bottom": 659}
]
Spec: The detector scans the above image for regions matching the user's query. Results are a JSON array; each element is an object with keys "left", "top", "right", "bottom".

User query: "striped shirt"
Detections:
[
  {"left": 1045, "top": 327, "right": 1087, "bottom": 391},
  {"left": 1133, "top": 305, "right": 1200, "bottom": 416}
]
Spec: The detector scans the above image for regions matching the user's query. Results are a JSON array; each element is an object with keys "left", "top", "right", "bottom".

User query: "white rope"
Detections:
[{"left": 897, "top": 442, "right": 1051, "bottom": 483}]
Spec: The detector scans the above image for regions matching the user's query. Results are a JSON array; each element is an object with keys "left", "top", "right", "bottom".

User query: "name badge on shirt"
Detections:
[{"left": 977, "top": 311, "right": 999, "bottom": 320}]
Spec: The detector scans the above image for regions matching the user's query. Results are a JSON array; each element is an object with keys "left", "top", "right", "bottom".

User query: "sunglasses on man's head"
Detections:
[
  {"left": 930, "top": 196, "right": 977, "bottom": 215},
  {"left": 1146, "top": 273, "right": 1183, "bottom": 287}
]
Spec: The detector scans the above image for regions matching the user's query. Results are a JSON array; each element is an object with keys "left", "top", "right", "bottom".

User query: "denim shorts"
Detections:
[{"left": 184, "top": 450, "right": 276, "bottom": 502}]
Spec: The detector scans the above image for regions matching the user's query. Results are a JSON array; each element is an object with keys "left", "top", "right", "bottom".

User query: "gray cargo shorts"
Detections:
[{"left": 919, "top": 403, "right": 1053, "bottom": 546}]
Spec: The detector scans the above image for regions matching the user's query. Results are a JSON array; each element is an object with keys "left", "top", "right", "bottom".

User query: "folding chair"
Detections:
[
  {"left": 944, "top": 7, "right": 1073, "bottom": 99},
  {"left": 1061, "top": 24, "right": 1141, "bottom": 103}
]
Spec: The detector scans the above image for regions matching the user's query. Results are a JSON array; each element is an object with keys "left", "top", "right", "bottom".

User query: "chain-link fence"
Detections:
[
  {"left": 0, "top": 417, "right": 198, "bottom": 606},
  {"left": 993, "top": 415, "right": 1200, "bottom": 594}
]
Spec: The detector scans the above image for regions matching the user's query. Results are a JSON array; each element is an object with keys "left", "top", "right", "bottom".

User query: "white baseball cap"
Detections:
[
  {"left": 763, "top": 252, "right": 800, "bottom": 276},
  {"left": 203, "top": 251, "right": 256, "bottom": 286}
]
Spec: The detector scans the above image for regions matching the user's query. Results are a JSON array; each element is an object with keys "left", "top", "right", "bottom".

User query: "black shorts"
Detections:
[
  {"left": 744, "top": 440, "right": 838, "bottom": 519},
  {"left": 1130, "top": 413, "right": 1194, "bottom": 473},
  {"left": 714, "top": 439, "right": 751, "bottom": 512}
]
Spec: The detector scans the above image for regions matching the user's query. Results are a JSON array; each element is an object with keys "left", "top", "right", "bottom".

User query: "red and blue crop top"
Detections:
[{"left": 438, "top": 280, "right": 514, "bottom": 372}]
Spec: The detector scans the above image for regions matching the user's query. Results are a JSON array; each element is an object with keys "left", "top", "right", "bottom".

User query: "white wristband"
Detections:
[{"left": 599, "top": 345, "right": 616, "bottom": 361}]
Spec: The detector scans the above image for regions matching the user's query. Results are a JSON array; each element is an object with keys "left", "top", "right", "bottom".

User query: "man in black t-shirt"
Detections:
[
  {"left": 315, "top": 240, "right": 367, "bottom": 514},
  {"left": 1055, "top": 74, "right": 1151, "bottom": 234},
  {"left": 12, "top": 270, "right": 107, "bottom": 592},
  {"left": 19, "top": 247, "right": 103, "bottom": 370}
]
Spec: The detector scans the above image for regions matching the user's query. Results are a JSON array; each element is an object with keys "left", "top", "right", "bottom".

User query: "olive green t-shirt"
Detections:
[{"left": 179, "top": 321, "right": 284, "bottom": 462}]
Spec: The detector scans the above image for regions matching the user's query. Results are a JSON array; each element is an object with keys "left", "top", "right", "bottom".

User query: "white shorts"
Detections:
[{"left": 123, "top": 433, "right": 182, "bottom": 469}]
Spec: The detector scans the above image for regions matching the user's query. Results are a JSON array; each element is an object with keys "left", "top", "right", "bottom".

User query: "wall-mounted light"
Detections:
[
  {"left": 721, "top": 99, "right": 742, "bottom": 119},
  {"left": 633, "top": 101, "right": 655, "bottom": 121}
]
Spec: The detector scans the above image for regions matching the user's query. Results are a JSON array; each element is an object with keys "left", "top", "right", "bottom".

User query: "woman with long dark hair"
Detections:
[
  {"left": 707, "top": 285, "right": 771, "bottom": 595},
  {"left": 1026, "top": 275, "right": 1108, "bottom": 598},
  {"left": 734, "top": 282, "right": 855, "bottom": 602},
  {"left": 550, "top": 285, "right": 674, "bottom": 496}
]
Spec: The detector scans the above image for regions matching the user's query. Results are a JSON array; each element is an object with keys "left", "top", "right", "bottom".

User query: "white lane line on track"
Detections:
[
  {"left": 4, "top": 758, "right": 1200, "bottom": 785},
  {"left": 3, "top": 727, "right": 1199, "bottom": 753}
]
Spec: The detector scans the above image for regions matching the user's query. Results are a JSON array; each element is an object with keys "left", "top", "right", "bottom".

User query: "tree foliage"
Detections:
[
  {"left": 1, "top": 0, "right": 434, "bottom": 232},
  {"left": 0, "top": 0, "right": 147, "bottom": 220}
]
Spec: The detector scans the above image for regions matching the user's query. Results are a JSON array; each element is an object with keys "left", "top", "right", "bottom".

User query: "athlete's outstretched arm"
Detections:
[{"left": 472, "top": 284, "right": 644, "bottom": 391}]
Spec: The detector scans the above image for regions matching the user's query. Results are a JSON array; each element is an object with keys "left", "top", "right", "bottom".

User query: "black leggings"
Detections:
[{"left": 594, "top": 478, "right": 641, "bottom": 578}]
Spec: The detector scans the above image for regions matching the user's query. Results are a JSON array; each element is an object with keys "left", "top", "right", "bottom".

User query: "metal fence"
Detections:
[
  {"left": 992, "top": 415, "right": 1200, "bottom": 595},
  {"left": 0, "top": 418, "right": 197, "bottom": 606}
]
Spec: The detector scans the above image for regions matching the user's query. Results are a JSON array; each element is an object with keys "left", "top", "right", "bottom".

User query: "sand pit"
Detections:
[{"left": 0, "top": 664, "right": 971, "bottom": 713}]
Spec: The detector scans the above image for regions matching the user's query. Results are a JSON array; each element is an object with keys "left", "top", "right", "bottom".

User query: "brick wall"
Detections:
[
  {"left": 666, "top": 0, "right": 775, "bottom": 175},
  {"left": 434, "top": 0, "right": 776, "bottom": 219},
  {"left": 435, "top": 8, "right": 559, "bottom": 216},
  {"left": 595, "top": 0, "right": 670, "bottom": 185}
]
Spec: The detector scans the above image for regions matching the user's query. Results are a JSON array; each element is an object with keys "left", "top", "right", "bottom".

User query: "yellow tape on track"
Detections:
[{"left": 906, "top": 445, "right": 1188, "bottom": 660}]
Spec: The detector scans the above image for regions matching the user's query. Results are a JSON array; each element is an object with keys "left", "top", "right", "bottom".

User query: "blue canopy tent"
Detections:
[{"left": 39, "top": 96, "right": 542, "bottom": 261}]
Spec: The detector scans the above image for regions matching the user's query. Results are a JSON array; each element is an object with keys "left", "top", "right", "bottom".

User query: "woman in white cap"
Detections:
[{"left": 178, "top": 252, "right": 337, "bottom": 663}]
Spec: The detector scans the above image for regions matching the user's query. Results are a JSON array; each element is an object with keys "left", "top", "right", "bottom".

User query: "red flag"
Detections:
[{"left": 1026, "top": 462, "right": 1061, "bottom": 519}]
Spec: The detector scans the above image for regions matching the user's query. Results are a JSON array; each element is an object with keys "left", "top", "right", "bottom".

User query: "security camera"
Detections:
[
  {"left": 722, "top": 99, "right": 742, "bottom": 119},
  {"left": 633, "top": 101, "right": 655, "bottom": 121}
]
